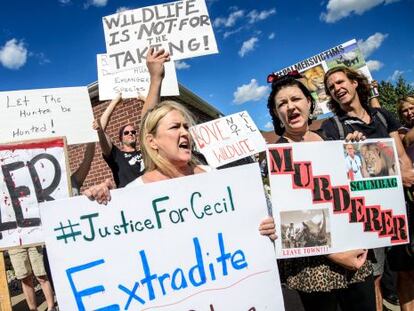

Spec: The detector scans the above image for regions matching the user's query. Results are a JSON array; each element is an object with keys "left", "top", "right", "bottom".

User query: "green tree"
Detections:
[{"left": 378, "top": 75, "right": 414, "bottom": 120}]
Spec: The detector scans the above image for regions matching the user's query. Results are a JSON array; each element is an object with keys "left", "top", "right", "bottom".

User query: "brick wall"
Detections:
[{"left": 67, "top": 96, "right": 217, "bottom": 191}]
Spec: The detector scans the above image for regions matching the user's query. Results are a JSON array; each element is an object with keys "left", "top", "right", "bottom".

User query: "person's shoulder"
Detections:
[{"left": 320, "top": 117, "right": 340, "bottom": 140}]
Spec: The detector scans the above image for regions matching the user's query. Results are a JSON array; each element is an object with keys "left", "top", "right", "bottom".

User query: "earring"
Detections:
[{"left": 280, "top": 122, "right": 285, "bottom": 128}]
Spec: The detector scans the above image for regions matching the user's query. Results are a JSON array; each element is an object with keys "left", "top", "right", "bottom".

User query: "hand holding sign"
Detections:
[{"left": 146, "top": 47, "right": 170, "bottom": 82}]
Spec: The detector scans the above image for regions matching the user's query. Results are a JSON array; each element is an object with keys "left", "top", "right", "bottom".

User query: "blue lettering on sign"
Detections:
[
  {"left": 65, "top": 233, "right": 248, "bottom": 309},
  {"left": 66, "top": 259, "right": 120, "bottom": 311}
]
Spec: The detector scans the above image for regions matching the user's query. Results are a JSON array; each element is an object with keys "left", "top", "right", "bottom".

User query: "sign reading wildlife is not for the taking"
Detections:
[
  {"left": 40, "top": 163, "right": 284, "bottom": 311},
  {"left": 0, "top": 138, "right": 70, "bottom": 249},
  {"left": 189, "top": 111, "right": 266, "bottom": 167},
  {"left": 0, "top": 87, "right": 98, "bottom": 145},
  {"left": 102, "top": 0, "right": 218, "bottom": 70},
  {"left": 97, "top": 53, "right": 179, "bottom": 100},
  {"left": 268, "top": 139, "right": 408, "bottom": 259}
]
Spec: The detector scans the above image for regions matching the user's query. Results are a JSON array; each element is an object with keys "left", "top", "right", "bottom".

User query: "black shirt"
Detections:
[
  {"left": 104, "top": 146, "right": 144, "bottom": 188},
  {"left": 321, "top": 108, "right": 400, "bottom": 140}
]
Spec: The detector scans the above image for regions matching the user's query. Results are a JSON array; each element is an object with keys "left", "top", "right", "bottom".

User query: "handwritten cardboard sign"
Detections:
[
  {"left": 0, "top": 138, "right": 70, "bottom": 249},
  {"left": 270, "top": 39, "right": 373, "bottom": 120},
  {"left": 189, "top": 111, "right": 266, "bottom": 167},
  {"left": 267, "top": 139, "right": 408, "bottom": 259},
  {"left": 102, "top": 0, "right": 218, "bottom": 70},
  {"left": 40, "top": 163, "right": 284, "bottom": 311},
  {"left": 0, "top": 87, "right": 98, "bottom": 145},
  {"left": 97, "top": 53, "right": 179, "bottom": 100}
]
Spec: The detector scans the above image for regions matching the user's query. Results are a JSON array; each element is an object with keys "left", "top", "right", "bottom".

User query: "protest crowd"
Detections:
[{"left": 1, "top": 2, "right": 414, "bottom": 311}]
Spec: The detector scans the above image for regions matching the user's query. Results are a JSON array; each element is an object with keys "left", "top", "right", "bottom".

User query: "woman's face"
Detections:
[
  {"left": 149, "top": 109, "right": 192, "bottom": 167},
  {"left": 273, "top": 85, "right": 311, "bottom": 134},
  {"left": 400, "top": 101, "right": 414, "bottom": 126}
]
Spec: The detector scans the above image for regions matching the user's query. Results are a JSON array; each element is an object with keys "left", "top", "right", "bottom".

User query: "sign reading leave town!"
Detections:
[
  {"left": 267, "top": 139, "right": 408, "bottom": 259},
  {"left": 102, "top": 0, "right": 218, "bottom": 70},
  {"left": 0, "top": 87, "right": 98, "bottom": 145},
  {"left": 189, "top": 111, "right": 266, "bottom": 167},
  {"left": 40, "top": 164, "right": 284, "bottom": 311},
  {"left": 0, "top": 138, "right": 70, "bottom": 249}
]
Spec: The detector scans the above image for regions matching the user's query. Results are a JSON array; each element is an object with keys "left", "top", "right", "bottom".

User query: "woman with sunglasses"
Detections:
[{"left": 266, "top": 71, "right": 375, "bottom": 311}]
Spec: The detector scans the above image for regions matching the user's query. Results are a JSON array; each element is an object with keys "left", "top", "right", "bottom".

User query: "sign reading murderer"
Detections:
[
  {"left": 189, "top": 111, "right": 266, "bottom": 168},
  {"left": 0, "top": 87, "right": 98, "bottom": 145},
  {"left": 40, "top": 163, "right": 284, "bottom": 311},
  {"left": 269, "top": 39, "right": 373, "bottom": 120},
  {"left": 0, "top": 138, "right": 70, "bottom": 249},
  {"left": 97, "top": 53, "right": 179, "bottom": 100},
  {"left": 102, "top": 0, "right": 218, "bottom": 70},
  {"left": 267, "top": 139, "right": 408, "bottom": 259}
]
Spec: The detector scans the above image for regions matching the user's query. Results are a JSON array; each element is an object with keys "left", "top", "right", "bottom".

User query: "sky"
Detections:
[{"left": 0, "top": 0, "right": 413, "bottom": 131}]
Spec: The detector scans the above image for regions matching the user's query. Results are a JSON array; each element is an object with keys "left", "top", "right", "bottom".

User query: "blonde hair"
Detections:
[
  {"left": 397, "top": 95, "right": 414, "bottom": 125},
  {"left": 140, "top": 100, "right": 199, "bottom": 178}
]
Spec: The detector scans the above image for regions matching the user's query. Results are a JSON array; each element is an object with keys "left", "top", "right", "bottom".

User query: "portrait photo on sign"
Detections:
[
  {"left": 343, "top": 141, "right": 397, "bottom": 180},
  {"left": 280, "top": 209, "right": 331, "bottom": 249}
]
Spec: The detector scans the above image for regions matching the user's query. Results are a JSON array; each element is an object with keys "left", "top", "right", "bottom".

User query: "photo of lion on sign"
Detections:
[
  {"left": 342, "top": 141, "right": 397, "bottom": 180},
  {"left": 359, "top": 142, "right": 396, "bottom": 178}
]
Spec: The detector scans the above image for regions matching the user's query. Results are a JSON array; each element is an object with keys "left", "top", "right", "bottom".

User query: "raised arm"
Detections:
[
  {"left": 369, "top": 80, "right": 381, "bottom": 108},
  {"left": 141, "top": 47, "right": 170, "bottom": 117},
  {"left": 71, "top": 142, "right": 96, "bottom": 188},
  {"left": 95, "top": 94, "right": 122, "bottom": 156},
  {"left": 100, "top": 93, "right": 122, "bottom": 130}
]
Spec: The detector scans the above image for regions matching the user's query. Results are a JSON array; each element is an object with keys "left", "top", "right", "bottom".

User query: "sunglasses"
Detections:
[
  {"left": 123, "top": 130, "right": 137, "bottom": 136},
  {"left": 267, "top": 70, "right": 302, "bottom": 83}
]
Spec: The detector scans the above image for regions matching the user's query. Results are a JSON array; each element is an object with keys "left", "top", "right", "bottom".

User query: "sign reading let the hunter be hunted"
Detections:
[
  {"left": 102, "top": 0, "right": 218, "bottom": 70},
  {"left": 268, "top": 139, "right": 408, "bottom": 259},
  {"left": 40, "top": 163, "right": 284, "bottom": 311}
]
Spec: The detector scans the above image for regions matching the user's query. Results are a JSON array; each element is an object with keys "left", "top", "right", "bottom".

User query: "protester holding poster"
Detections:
[
  {"left": 266, "top": 72, "right": 375, "bottom": 310},
  {"left": 321, "top": 67, "right": 414, "bottom": 311},
  {"left": 94, "top": 94, "right": 145, "bottom": 188},
  {"left": 86, "top": 52, "right": 276, "bottom": 240}
]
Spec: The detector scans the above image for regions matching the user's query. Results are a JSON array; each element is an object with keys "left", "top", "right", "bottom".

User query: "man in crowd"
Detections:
[
  {"left": 321, "top": 66, "right": 414, "bottom": 311},
  {"left": 8, "top": 247, "right": 56, "bottom": 311},
  {"left": 94, "top": 94, "right": 145, "bottom": 188}
]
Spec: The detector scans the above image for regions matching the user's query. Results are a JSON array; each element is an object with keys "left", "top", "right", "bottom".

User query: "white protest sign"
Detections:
[
  {"left": 97, "top": 54, "right": 179, "bottom": 100},
  {"left": 270, "top": 39, "right": 373, "bottom": 120},
  {"left": 0, "top": 138, "right": 70, "bottom": 249},
  {"left": 267, "top": 139, "right": 408, "bottom": 259},
  {"left": 40, "top": 163, "right": 284, "bottom": 311},
  {"left": 102, "top": 0, "right": 218, "bottom": 70},
  {"left": 190, "top": 111, "right": 266, "bottom": 167},
  {"left": 0, "top": 87, "right": 98, "bottom": 145}
]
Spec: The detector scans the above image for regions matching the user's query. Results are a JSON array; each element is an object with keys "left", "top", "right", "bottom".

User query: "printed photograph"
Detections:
[
  {"left": 343, "top": 141, "right": 397, "bottom": 180},
  {"left": 302, "top": 65, "right": 329, "bottom": 103},
  {"left": 280, "top": 209, "right": 331, "bottom": 249},
  {"left": 325, "top": 44, "right": 365, "bottom": 70}
]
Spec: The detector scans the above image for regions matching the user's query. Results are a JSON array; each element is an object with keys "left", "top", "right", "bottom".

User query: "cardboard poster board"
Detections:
[
  {"left": 269, "top": 39, "right": 373, "bottom": 120},
  {"left": 0, "top": 138, "right": 71, "bottom": 249},
  {"left": 267, "top": 139, "right": 408, "bottom": 259},
  {"left": 102, "top": 0, "right": 218, "bottom": 70},
  {"left": 190, "top": 111, "right": 266, "bottom": 167},
  {"left": 0, "top": 87, "right": 98, "bottom": 145},
  {"left": 40, "top": 163, "right": 284, "bottom": 310},
  {"left": 97, "top": 53, "right": 179, "bottom": 100}
]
